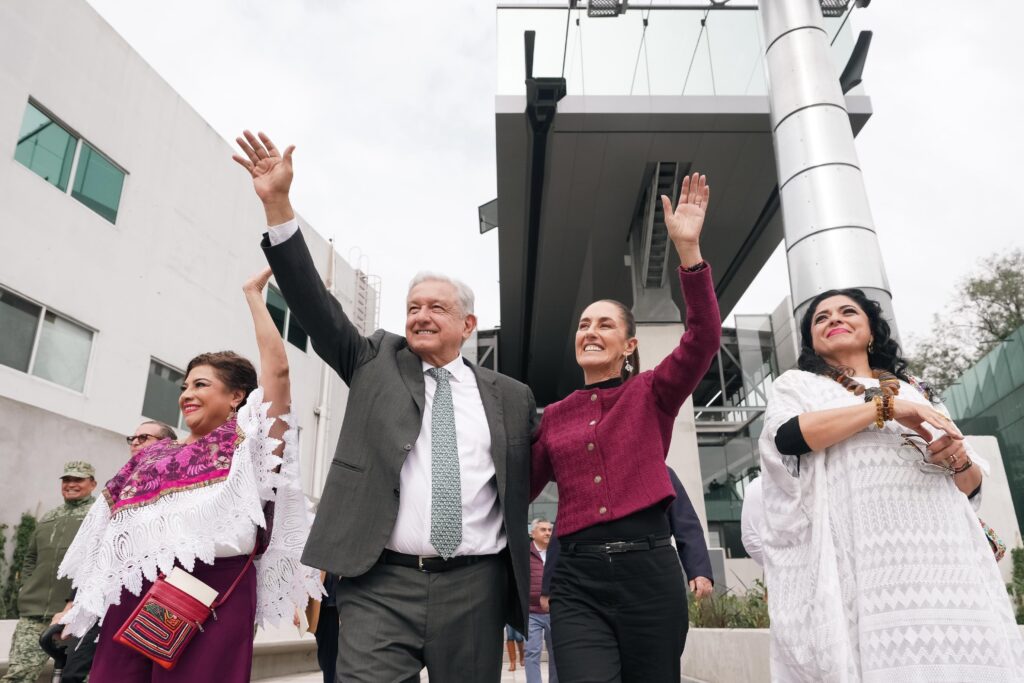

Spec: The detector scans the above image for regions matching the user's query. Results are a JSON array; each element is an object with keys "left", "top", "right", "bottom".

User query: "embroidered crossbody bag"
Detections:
[{"left": 112, "top": 548, "right": 255, "bottom": 670}]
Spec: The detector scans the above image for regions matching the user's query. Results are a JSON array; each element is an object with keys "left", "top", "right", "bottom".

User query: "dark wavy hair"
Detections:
[
  {"left": 591, "top": 300, "right": 641, "bottom": 381},
  {"left": 797, "top": 288, "right": 911, "bottom": 384},
  {"left": 185, "top": 351, "right": 257, "bottom": 409}
]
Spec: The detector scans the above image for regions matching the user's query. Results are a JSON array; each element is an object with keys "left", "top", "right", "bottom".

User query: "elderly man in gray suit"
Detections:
[{"left": 233, "top": 131, "right": 537, "bottom": 682}]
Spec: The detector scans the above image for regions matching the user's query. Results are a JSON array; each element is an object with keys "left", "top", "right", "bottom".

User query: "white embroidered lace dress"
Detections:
[
  {"left": 760, "top": 370, "right": 1024, "bottom": 682},
  {"left": 58, "top": 388, "right": 323, "bottom": 635}
]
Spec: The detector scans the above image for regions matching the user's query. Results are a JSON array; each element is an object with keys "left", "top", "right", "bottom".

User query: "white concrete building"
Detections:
[{"left": 0, "top": 0, "right": 378, "bottom": 529}]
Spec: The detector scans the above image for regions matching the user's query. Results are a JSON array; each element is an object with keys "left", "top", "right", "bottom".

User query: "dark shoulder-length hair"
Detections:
[{"left": 797, "top": 288, "right": 911, "bottom": 384}]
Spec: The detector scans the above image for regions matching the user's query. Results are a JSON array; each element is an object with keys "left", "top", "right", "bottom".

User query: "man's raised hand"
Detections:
[{"left": 233, "top": 130, "right": 295, "bottom": 225}]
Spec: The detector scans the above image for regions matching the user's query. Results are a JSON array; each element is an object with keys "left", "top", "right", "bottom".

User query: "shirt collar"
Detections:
[{"left": 422, "top": 354, "right": 468, "bottom": 382}]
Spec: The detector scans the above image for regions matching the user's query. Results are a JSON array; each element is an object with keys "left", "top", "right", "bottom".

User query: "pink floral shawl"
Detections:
[{"left": 103, "top": 419, "right": 244, "bottom": 514}]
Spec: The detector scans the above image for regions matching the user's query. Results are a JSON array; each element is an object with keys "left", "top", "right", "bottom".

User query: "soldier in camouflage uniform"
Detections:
[{"left": 1, "top": 462, "right": 96, "bottom": 683}]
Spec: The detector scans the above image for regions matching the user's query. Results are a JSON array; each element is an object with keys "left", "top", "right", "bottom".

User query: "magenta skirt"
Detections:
[{"left": 89, "top": 554, "right": 257, "bottom": 683}]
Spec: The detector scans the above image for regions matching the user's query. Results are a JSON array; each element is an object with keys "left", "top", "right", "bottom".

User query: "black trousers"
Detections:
[
  {"left": 316, "top": 604, "right": 339, "bottom": 683},
  {"left": 550, "top": 544, "right": 688, "bottom": 683},
  {"left": 61, "top": 623, "right": 100, "bottom": 682}
]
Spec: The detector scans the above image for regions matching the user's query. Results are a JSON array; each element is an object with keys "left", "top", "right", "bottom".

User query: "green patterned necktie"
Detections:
[{"left": 426, "top": 367, "right": 462, "bottom": 559}]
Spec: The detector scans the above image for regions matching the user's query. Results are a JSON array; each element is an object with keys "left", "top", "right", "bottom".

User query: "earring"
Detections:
[
  {"left": 868, "top": 338, "right": 875, "bottom": 354},
  {"left": 624, "top": 356, "right": 634, "bottom": 374}
]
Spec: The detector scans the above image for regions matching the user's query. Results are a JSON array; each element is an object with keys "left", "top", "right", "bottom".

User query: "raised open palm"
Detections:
[
  {"left": 232, "top": 130, "right": 294, "bottom": 204},
  {"left": 661, "top": 172, "right": 710, "bottom": 247}
]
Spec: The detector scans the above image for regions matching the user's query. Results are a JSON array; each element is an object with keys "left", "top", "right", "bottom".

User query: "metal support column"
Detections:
[{"left": 758, "top": 0, "right": 895, "bottom": 328}]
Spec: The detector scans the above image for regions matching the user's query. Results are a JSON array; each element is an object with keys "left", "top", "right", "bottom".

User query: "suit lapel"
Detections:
[
  {"left": 469, "top": 359, "right": 507, "bottom": 501},
  {"left": 399, "top": 347, "right": 425, "bottom": 415}
]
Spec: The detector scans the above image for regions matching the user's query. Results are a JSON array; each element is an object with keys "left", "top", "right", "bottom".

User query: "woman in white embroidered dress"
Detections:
[
  {"left": 59, "top": 268, "right": 321, "bottom": 682},
  {"left": 759, "top": 288, "right": 1024, "bottom": 682}
]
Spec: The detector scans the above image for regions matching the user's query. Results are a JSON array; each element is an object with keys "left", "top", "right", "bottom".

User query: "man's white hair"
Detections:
[{"left": 408, "top": 271, "right": 475, "bottom": 316}]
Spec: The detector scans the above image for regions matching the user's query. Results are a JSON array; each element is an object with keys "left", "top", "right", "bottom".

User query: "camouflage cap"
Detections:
[{"left": 60, "top": 460, "right": 96, "bottom": 479}]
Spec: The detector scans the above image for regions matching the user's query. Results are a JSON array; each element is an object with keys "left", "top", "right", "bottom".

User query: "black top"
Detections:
[{"left": 584, "top": 377, "right": 624, "bottom": 390}]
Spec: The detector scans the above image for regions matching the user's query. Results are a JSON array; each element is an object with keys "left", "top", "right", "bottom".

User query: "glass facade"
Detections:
[
  {"left": 15, "top": 103, "right": 77, "bottom": 191},
  {"left": 14, "top": 101, "right": 127, "bottom": 223},
  {"left": 142, "top": 359, "right": 186, "bottom": 428},
  {"left": 694, "top": 314, "right": 779, "bottom": 559},
  {"left": 497, "top": 4, "right": 860, "bottom": 97},
  {"left": 71, "top": 143, "right": 125, "bottom": 223},
  {"left": 944, "top": 324, "right": 1024, "bottom": 532},
  {"left": 0, "top": 285, "right": 94, "bottom": 392}
]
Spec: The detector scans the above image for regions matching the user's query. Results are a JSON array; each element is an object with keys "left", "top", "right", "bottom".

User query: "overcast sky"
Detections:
[{"left": 85, "top": 0, "right": 1023, "bottom": 350}]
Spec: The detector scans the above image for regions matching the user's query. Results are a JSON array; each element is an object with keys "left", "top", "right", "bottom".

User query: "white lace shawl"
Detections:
[
  {"left": 58, "top": 388, "right": 323, "bottom": 636},
  {"left": 758, "top": 371, "right": 1021, "bottom": 682}
]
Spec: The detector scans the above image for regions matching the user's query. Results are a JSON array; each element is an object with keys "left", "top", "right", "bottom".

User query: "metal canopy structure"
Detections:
[{"left": 491, "top": 4, "right": 872, "bottom": 406}]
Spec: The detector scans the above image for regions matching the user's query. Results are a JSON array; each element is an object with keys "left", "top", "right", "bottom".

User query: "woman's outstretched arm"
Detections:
[{"left": 244, "top": 267, "right": 291, "bottom": 444}]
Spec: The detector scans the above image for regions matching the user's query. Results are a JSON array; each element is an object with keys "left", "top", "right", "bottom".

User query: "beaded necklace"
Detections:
[
  {"left": 830, "top": 368, "right": 900, "bottom": 397},
  {"left": 831, "top": 368, "right": 900, "bottom": 428}
]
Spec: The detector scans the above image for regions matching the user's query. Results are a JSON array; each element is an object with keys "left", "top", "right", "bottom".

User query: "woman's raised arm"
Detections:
[{"left": 243, "top": 267, "right": 291, "bottom": 442}]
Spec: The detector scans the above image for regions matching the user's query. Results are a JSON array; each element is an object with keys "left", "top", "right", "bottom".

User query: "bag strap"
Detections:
[{"left": 211, "top": 546, "right": 257, "bottom": 609}]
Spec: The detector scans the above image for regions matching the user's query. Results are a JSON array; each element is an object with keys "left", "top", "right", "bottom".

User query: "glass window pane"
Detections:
[
  {"left": 31, "top": 312, "right": 92, "bottom": 391},
  {"left": 15, "top": 103, "right": 77, "bottom": 191},
  {"left": 0, "top": 289, "right": 42, "bottom": 372},
  {"left": 267, "top": 286, "right": 287, "bottom": 336},
  {"left": 287, "top": 314, "right": 308, "bottom": 352},
  {"left": 142, "top": 360, "right": 184, "bottom": 427},
  {"left": 71, "top": 143, "right": 125, "bottom": 223}
]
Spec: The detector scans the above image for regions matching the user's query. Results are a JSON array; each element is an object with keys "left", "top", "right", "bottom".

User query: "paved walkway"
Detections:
[
  {"left": 260, "top": 668, "right": 550, "bottom": 682},
  {"left": 261, "top": 668, "right": 702, "bottom": 682}
]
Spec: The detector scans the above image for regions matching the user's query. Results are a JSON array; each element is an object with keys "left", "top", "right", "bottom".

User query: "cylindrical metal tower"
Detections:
[{"left": 758, "top": 0, "right": 895, "bottom": 328}]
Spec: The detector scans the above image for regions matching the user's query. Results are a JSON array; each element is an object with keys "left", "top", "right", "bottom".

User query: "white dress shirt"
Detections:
[
  {"left": 387, "top": 355, "right": 505, "bottom": 557},
  {"left": 267, "top": 220, "right": 505, "bottom": 557},
  {"left": 740, "top": 476, "right": 765, "bottom": 567}
]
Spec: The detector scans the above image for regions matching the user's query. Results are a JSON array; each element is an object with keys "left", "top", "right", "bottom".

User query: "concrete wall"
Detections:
[{"left": 0, "top": 1, "right": 378, "bottom": 528}]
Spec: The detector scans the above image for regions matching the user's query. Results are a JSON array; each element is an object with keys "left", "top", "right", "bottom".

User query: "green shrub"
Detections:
[
  {"left": 1, "top": 513, "right": 37, "bottom": 619},
  {"left": 688, "top": 579, "right": 770, "bottom": 628},
  {"left": 1011, "top": 546, "right": 1024, "bottom": 625}
]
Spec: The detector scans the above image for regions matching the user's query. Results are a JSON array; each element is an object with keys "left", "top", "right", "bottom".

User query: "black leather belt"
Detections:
[
  {"left": 563, "top": 534, "right": 673, "bottom": 555},
  {"left": 378, "top": 549, "right": 497, "bottom": 573}
]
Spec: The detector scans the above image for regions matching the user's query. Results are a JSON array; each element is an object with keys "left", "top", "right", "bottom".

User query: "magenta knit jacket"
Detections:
[{"left": 530, "top": 265, "right": 721, "bottom": 537}]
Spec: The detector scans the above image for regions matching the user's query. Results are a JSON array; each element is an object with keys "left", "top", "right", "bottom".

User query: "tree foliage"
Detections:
[{"left": 908, "top": 249, "right": 1024, "bottom": 394}]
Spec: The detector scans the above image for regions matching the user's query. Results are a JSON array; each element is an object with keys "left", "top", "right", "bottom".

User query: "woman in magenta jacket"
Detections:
[{"left": 531, "top": 173, "right": 720, "bottom": 683}]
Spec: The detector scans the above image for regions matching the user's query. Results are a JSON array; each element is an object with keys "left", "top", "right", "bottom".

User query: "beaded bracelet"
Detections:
[{"left": 873, "top": 396, "right": 885, "bottom": 429}]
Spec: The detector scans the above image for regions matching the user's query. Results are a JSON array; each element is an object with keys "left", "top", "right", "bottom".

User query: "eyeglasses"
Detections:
[
  {"left": 126, "top": 433, "right": 158, "bottom": 446},
  {"left": 896, "top": 433, "right": 953, "bottom": 475}
]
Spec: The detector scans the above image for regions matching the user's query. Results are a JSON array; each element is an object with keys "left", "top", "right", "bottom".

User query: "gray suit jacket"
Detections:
[{"left": 263, "top": 230, "right": 538, "bottom": 629}]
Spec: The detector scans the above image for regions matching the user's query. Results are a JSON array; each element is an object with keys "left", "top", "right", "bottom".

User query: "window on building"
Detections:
[
  {"left": 15, "top": 102, "right": 77, "bottom": 191},
  {"left": 13, "top": 101, "right": 127, "bottom": 224},
  {"left": 267, "top": 284, "right": 308, "bottom": 352},
  {"left": 142, "top": 359, "right": 185, "bottom": 428},
  {"left": 71, "top": 143, "right": 125, "bottom": 223},
  {"left": 0, "top": 286, "right": 94, "bottom": 392}
]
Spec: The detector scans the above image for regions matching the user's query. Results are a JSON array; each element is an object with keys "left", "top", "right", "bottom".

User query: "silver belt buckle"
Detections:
[
  {"left": 418, "top": 556, "right": 426, "bottom": 571},
  {"left": 604, "top": 541, "right": 630, "bottom": 554}
]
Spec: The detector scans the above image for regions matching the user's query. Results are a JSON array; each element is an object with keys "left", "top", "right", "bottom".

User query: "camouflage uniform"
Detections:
[{"left": 2, "top": 462, "right": 96, "bottom": 683}]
